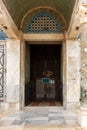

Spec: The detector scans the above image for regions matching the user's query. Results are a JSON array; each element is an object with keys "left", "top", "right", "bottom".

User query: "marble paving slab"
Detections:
[{"left": 0, "top": 107, "right": 79, "bottom": 126}]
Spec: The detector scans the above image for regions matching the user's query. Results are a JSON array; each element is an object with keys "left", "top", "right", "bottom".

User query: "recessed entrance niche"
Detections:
[{"left": 25, "top": 41, "right": 63, "bottom": 106}]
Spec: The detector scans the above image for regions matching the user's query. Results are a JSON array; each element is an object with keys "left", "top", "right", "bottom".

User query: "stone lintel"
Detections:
[{"left": 23, "top": 33, "right": 64, "bottom": 41}]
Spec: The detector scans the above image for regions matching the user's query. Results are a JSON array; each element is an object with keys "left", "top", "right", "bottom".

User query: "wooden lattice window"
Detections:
[{"left": 27, "top": 13, "right": 61, "bottom": 33}]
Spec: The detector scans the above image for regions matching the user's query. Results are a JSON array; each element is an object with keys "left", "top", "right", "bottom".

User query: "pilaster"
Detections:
[
  {"left": 6, "top": 39, "right": 21, "bottom": 110},
  {"left": 79, "top": 23, "right": 87, "bottom": 127},
  {"left": 66, "top": 39, "right": 80, "bottom": 109}
]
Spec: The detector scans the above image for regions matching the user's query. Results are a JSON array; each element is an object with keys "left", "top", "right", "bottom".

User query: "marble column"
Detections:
[
  {"left": 66, "top": 39, "right": 80, "bottom": 109},
  {"left": 79, "top": 23, "right": 87, "bottom": 127},
  {"left": 6, "top": 39, "right": 21, "bottom": 110}
]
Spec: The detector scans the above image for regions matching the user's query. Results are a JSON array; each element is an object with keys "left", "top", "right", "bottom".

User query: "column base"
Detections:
[
  {"left": 79, "top": 107, "right": 87, "bottom": 127},
  {"left": 0, "top": 102, "right": 21, "bottom": 111},
  {"left": 66, "top": 102, "right": 80, "bottom": 109}
]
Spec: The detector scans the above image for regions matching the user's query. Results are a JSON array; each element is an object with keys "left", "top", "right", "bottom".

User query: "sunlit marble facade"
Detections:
[{"left": 0, "top": 0, "right": 87, "bottom": 129}]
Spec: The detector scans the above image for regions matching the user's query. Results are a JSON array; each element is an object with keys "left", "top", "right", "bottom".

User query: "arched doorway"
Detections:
[{"left": 22, "top": 8, "right": 66, "bottom": 107}]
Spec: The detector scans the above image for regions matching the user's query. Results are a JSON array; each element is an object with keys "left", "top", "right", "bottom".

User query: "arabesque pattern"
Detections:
[{"left": 0, "top": 45, "right": 5, "bottom": 101}]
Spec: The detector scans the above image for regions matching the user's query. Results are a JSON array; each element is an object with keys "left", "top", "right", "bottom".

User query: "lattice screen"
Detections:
[
  {"left": 0, "top": 45, "right": 5, "bottom": 101},
  {"left": 27, "top": 13, "right": 60, "bottom": 33}
]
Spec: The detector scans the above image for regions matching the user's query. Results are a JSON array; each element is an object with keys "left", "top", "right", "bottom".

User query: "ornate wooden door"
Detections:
[{"left": 30, "top": 45, "right": 61, "bottom": 101}]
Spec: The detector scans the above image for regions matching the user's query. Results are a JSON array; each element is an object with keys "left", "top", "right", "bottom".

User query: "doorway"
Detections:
[{"left": 25, "top": 42, "right": 63, "bottom": 106}]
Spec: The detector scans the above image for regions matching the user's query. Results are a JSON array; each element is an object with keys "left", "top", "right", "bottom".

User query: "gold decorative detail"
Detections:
[{"left": 43, "top": 71, "right": 53, "bottom": 77}]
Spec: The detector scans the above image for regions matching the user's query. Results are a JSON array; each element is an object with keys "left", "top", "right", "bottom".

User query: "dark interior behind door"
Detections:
[{"left": 30, "top": 44, "right": 62, "bottom": 102}]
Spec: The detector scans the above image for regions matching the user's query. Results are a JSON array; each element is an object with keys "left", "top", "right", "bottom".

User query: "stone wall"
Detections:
[
  {"left": 78, "top": 23, "right": 87, "bottom": 127},
  {"left": 0, "top": 38, "right": 81, "bottom": 111},
  {"left": 80, "top": 23, "right": 87, "bottom": 107}
]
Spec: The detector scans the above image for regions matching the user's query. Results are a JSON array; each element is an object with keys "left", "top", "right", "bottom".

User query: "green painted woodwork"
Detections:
[{"left": 3, "top": 0, "right": 75, "bottom": 29}]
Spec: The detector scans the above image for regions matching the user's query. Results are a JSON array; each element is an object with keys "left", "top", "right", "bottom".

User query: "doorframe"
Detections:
[
  {"left": 21, "top": 33, "right": 67, "bottom": 109},
  {"left": 23, "top": 34, "right": 64, "bottom": 41}
]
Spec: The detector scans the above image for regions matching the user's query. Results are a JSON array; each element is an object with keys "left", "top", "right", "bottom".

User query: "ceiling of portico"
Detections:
[{"left": 2, "top": 0, "right": 75, "bottom": 31}]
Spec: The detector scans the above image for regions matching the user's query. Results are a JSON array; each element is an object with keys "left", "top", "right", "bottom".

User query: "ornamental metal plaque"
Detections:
[{"left": 42, "top": 78, "right": 50, "bottom": 84}]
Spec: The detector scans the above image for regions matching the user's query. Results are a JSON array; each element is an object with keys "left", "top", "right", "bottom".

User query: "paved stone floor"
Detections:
[{"left": 0, "top": 107, "right": 79, "bottom": 127}]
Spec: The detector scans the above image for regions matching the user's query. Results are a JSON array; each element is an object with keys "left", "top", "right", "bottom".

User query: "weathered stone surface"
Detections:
[
  {"left": 6, "top": 39, "right": 20, "bottom": 103},
  {"left": 66, "top": 40, "right": 80, "bottom": 107},
  {"left": 80, "top": 23, "right": 87, "bottom": 106},
  {"left": 81, "top": 24, "right": 87, "bottom": 44}
]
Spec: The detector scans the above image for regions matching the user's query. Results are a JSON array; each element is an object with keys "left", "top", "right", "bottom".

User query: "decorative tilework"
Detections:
[
  {"left": 27, "top": 13, "right": 61, "bottom": 33},
  {"left": 0, "top": 44, "right": 5, "bottom": 101},
  {"left": 0, "top": 29, "right": 8, "bottom": 40},
  {"left": 21, "top": 8, "right": 67, "bottom": 32}
]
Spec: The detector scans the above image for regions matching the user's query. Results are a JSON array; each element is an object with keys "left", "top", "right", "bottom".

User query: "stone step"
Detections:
[{"left": 0, "top": 125, "right": 82, "bottom": 130}]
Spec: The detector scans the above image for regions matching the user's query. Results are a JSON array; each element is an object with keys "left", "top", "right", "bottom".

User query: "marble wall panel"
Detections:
[
  {"left": 66, "top": 40, "right": 80, "bottom": 107},
  {"left": 6, "top": 39, "right": 20, "bottom": 102}
]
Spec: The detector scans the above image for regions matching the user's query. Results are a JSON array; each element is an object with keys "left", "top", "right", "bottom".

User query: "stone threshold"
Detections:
[{"left": 0, "top": 125, "right": 82, "bottom": 130}]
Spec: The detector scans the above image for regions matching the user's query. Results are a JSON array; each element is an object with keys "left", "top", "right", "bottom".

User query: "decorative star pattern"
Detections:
[{"left": 0, "top": 45, "right": 4, "bottom": 101}]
